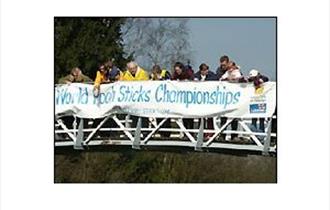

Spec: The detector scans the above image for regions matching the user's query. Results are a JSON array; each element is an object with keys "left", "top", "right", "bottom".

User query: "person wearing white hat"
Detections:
[
  {"left": 249, "top": 69, "right": 259, "bottom": 77},
  {"left": 248, "top": 69, "right": 269, "bottom": 88},
  {"left": 248, "top": 69, "right": 269, "bottom": 133}
]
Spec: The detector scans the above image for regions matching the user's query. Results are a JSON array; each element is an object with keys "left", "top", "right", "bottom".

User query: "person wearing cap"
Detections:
[
  {"left": 248, "top": 69, "right": 269, "bottom": 133},
  {"left": 248, "top": 69, "right": 269, "bottom": 92}
]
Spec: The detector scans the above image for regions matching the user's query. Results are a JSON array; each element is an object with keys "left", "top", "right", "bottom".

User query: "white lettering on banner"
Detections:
[{"left": 55, "top": 81, "right": 276, "bottom": 118}]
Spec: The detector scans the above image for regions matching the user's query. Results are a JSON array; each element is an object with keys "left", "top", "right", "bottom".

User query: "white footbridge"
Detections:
[{"left": 55, "top": 115, "right": 276, "bottom": 155}]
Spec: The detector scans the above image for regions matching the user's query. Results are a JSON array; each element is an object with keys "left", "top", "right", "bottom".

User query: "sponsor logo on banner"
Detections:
[
  {"left": 249, "top": 103, "right": 267, "bottom": 113},
  {"left": 255, "top": 86, "right": 264, "bottom": 95}
]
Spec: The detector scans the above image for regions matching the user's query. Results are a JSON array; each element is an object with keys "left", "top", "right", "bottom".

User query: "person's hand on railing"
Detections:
[{"left": 93, "top": 86, "right": 100, "bottom": 97}]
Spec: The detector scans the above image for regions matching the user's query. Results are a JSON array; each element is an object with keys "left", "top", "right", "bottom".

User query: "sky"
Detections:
[{"left": 188, "top": 18, "right": 276, "bottom": 80}]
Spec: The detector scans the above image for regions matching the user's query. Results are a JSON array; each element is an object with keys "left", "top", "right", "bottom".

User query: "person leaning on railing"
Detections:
[
  {"left": 216, "top": 55, "right": 230, "bottom": 79},
  {"left": 150, "top": 64, "right": 171, "bottom": 80},
  {"left": 104, "top": 59, "right": 122, "bottom": 82},
  {"left": 121, "top": 61, "right": 149, "bottom": 136},
  {"left": 150, "top": 65, "right": 172, "bottom": 138},
  {"left": 56, "top": 67, "right": 92, "bottom": 136},
  {"left": 93, "top": 61, "right": 123, "bottom": 97},
  {"left": 92, "top": 60, "right": 123, "bottom": 138},
  {"left": 171, "top": 62, "right": 194, "bottom": 136},
  {"left": 194, "top": 63, "right": 217, "bottom": 140},
  {"left": 172, "top": 61, "right": 194, "bottom": 81},
  {"left": 247, "top": 69, "right": 269, "bottom": 133},
  {"left": 219, "top": 61, "right": 246, "bottom": 141},
  {"left": 121, "top": 61, "right": 149, "bottom": 81},
  {"left": 93, "top": 60, "right": 122, "bottom": 92},
  {"left": 58, "top": 67, "right": 93, "bottom": 84}
]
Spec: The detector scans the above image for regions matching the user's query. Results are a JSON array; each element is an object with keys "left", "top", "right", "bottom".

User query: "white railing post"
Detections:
[
  {"left": 125, "top": 115, "right": 130, "bottom": 129},
  {"left": 74, "top": 118, "right": 84, "bottom": 150},
  {"left": 72, "top": 116, "right": 77, "bottom": 136},
  {"left": 262, "top": 117, "right": 273, "bottom": 155},
  {"left": 132, "top": 117, "right": 142, "bottom": 149},
  {"left": 178, "top": 118, "right": 184, "bottom": 138},
  {"left": 195, "top": 118, "right": 204, "bottom": 151}
]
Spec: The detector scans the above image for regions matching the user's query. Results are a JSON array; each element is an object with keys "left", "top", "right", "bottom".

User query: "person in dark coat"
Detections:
[
  {"left": 194, "top": 63, "right": 218, "bottom": 81},
  {"left": 216, "top": 55, "right": 230, "bottom": 79},
  {"left": 194, "top": 63, "right": 217, "bottom": 139}
]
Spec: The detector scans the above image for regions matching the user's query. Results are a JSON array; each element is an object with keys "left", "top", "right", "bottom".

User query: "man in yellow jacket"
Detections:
[
  {"left": 121, "top": 61, "right": 149, "bottom": 136},
  {"left": 121, "top": 61, "right": 149, "bottom": 81}
]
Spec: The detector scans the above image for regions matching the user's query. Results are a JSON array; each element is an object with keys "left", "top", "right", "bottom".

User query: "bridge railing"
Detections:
[{"left": 55, "top": 114, "right": 277, "bottom": 155}]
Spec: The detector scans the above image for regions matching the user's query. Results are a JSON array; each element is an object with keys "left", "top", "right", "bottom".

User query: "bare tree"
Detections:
[{"left": 121, "top": 18, "right": 194, "bottom": 72}]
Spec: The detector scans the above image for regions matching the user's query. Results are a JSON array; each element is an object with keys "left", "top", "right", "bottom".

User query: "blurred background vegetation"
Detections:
[
  {"left": 54, "top": 17, "right": 132, "bottom": 82},
  {"left": 54, "top": 17, "right": 194, "bottom": 82}
]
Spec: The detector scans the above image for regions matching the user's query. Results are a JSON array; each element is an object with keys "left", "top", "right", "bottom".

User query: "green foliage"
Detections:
[{"left": 54, "top": 17, "right": 132, "bottom": 82}]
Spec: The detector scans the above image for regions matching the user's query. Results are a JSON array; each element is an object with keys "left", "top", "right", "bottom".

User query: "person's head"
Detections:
[
  {"left": 249, "top": 69, "right": 260, "bottom": 78},
  {"left": 105, "top": 60, "right": 113, "bottom": 70},
  {"left": 151, "top": 65, "right": 162, "bottom": 79},
  {"left": 227, "top": 61, "right": 237, "bottom": 72},
  {"left": 199, "top": 63, "right": 209, "bottom": 76},
  {"left": 174, "top": 62, "right": 185, "bottom": 76},
  {"left": 127, "top": 61, "right": 138, "bottom": 75},
  {"left": 71, "top": 67, "right": 81, "bottom": 78},
  {"left": 152, "top": 65, "right": 162, "bottom": 74},
  {"left": 99, "top": 64, "right": 106, "bottom": 72},
  {"left": 220, "top": 55, "right": 229, "bottom": 68}
]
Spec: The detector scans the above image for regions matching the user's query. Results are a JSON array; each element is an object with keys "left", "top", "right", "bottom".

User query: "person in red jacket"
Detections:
[
  {"left": 171, "top": 62, "right": 194, "bottom": 135},
  {"left": 172, "top": 62, "right": 194, "bottom": 81}
]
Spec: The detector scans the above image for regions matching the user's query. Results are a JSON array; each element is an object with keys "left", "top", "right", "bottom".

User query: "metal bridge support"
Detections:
[
  {"left": 195, "top": 118, "right": 204, "bottom": 151},
  {"left": 262, "top": 117, "right": 272, "bottom": 156},
  {"left": 72, "top": 116, "right": 77, "bottom": 136},
  {"left": 74, "top": 118, "right": 84, "bottom": 150},
  {"left": 132, "top": 117, "right": 142, "bottom": 149}
]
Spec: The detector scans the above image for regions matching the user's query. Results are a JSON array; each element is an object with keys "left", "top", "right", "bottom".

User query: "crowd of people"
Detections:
[{"left": 58, "top": 55, "right": 270, "bottom": 141}]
